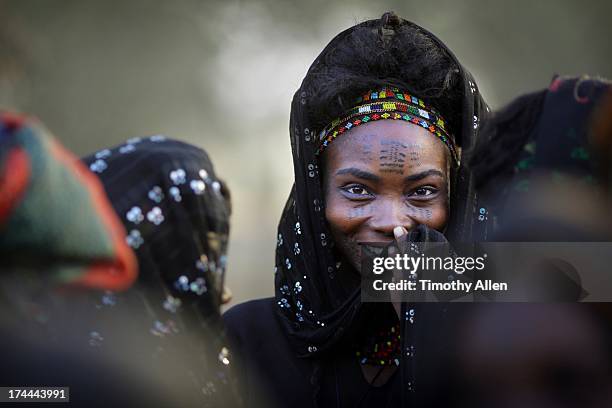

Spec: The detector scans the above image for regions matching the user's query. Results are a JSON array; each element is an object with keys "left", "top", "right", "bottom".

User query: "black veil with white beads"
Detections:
[
  {"left": 273, "top": 14, "right": 490, "bottom": 363},
  {"left": 84, "top": 136, "right": 231, "bottom": 316},
  {"left": 83, "top": 137, "right": 239, "bottom": 407}
]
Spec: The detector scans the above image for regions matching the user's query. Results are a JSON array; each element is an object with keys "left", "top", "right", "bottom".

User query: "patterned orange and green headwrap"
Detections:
[
  {"left": 317, "top": 87, "right": 458, "bottom": 164},
  {"left": 0, "top": 111, "right": 137, "bottom": 291}
]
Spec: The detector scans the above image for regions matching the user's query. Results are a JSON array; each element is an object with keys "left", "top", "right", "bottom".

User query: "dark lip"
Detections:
[{"left": 357, "top": 240, "right": 394, "bottom": 246}]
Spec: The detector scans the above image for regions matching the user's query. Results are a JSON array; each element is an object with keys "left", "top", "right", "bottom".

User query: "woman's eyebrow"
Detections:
[
  {"left": 335, "top": 167, "right": 380, "bottom": 182},
  {"left": 404, "top": 169, "right": 445, "bottom": 182}
]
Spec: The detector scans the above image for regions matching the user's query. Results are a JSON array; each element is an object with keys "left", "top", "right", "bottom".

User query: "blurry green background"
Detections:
[{"left": 2, "top": 0, "right": 611, "bottom": 306}]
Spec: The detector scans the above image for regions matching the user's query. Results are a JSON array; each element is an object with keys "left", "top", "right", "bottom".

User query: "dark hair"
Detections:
[
  {"left": 469, "top": 89, "right": 547, "bottom": 188},
  {"left": 306, "top": 12, "right": 463, "bottom": 139}
]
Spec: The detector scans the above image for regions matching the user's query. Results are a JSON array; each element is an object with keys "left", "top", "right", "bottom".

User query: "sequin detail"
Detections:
[
  {"left": 89, "top": 159, "right": 107, "bottom": 173},
  {"left": 101, "top": 291, "right": 116, "bottom": 306},
  {"left": 126, "top": 229, "right": 144, "bottom": 249},
  {"left": 126, "top": 206, "right": 144, "bottom": 224},
  {"left": 163, "top": 295, "right": 182, "bottom": 313},
  {"left": 150, "top": 320, "right": 178, "bottom": 337},
  {"left": 190, "top": 179, "right": 206, "bottom": 195},
  {"left": 146, "top": 207, "right": 164, "bottom": 225},
  {"left": 170, "top": 169, "right": 186, "bottom": 185},
  {"left": 94, "top": 149, "right": 111, "bottom": 159},
  {"left": 89, "top": 331, "right": 104, "bottom": 347},
  {"left": 218, "top": 347, "right": 230, "bottom": 365},
  {"left": 174, "top": 275, "right": 207, "bottom": 295},
  {"left": 169, "top": 186, "right": 182, "bottom": 202},
  {"left": 148, "top": 186, "right": 164, "bottom": 203},
  {"left": 119, "top": 144, "right": 136, "bottom": 154}
]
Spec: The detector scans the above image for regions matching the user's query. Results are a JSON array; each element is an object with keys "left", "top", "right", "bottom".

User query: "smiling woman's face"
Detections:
[{"left": 322, "top": 120, "right": 450, "bottom": 271}]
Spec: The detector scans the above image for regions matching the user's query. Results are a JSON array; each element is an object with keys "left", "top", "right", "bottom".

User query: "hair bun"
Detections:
[{"left": 381, "top": 11, "right": 401, "bottom": 28}]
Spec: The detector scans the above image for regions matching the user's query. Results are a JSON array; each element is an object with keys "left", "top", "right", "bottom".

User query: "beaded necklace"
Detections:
[{"left": 355, "top": 322, "right": 401, "bottom": 366}]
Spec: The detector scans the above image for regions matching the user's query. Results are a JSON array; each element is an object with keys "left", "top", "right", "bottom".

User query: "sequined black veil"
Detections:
[
  {"left": 274, "top": 15, "right": 489, "bottom": 368},
  {"left": 83, "top": 138, "right": 240, "bottom": 407}
]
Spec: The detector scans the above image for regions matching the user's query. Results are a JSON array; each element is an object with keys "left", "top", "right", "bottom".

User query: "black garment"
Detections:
[
  {"left": 224, "top": 298, "right": 314, "bottom": 407},
  {"left": 228, "top": 13, "right": 488, "bottom": 408},
  {"left": 224, "top": 298, "right": 404, "bottom": 408},
  {"left": 81, "top": 137, "right": 240, "bottom": 407},
  {"left": 444, "top": 77, "right": 612, "bottom": 408}
]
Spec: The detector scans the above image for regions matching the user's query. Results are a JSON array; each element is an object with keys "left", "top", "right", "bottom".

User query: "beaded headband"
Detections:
[{"left": 316, "top": 87, "right": 458, "bottom": 164}]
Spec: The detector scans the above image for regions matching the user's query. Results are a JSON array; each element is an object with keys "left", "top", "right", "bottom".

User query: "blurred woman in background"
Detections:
[
  {"left": 432, "top": 76, "right": 612, "bottom": 408},
  {"left": 0, "top": 117, "right": 242, "bottom": 407},
  {"left": 0, "top": 112, "right": 148, "bottom": 406},
  {"left": 82, "top": 137, "right": 240, "bottom": 407}
]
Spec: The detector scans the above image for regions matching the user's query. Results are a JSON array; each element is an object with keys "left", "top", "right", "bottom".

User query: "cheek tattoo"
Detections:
[
  {"left": 348, "top": 205, "right": 373, "bottom": 220},
  {"left": 404, "top": 204, "right": 433, "bottom": 221}
]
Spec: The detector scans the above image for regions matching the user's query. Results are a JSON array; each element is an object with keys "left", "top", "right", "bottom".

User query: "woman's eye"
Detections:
[
  {"left": 348, "top": 186, "right": 368, "bottom": 195},
  {"left": 342, "top": 185, "right": 372, "bottom": 197},
  {"left": 410, "top": 186, "right": 437, "bottom": 197}
]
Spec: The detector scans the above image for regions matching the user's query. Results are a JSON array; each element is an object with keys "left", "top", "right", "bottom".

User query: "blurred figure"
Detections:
[
  {"left": 427, "top": 76, "right": 612, "bottom": 408},
  {"left": 82, "top": 137, "right": 241, "bottom": 407},
  {"left": 471, "top": 75, "right": 612, "bottom": 241},
  {"left": 0, "top": 111, "right": 138, "bottom": 290},
  {"left": 0, "top": 113, "right": 241, "bottom": 407},
  {"left": 0, "top": 111, "right": 152, "bottom": 405},
  {"left": 451, "top": 304, "right": 612, "bottom": 408}
]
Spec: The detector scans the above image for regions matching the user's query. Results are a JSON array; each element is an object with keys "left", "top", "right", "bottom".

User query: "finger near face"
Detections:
[{"left": 322, "top": 120, "right": 450, "bottom": 272}]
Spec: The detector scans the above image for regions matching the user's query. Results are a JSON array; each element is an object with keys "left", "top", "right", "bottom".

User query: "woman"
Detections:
[
  {"left": 0, "top": 112, "right": 147, "bottom": 406},
  {"left": 2, "top": 120, "right": 241, "bottom": 405},
  {"left": 0, "top": 111, "right": 137, "bottom": 290},
  {"left": 471, "top": 75, "right": 612, "bottom": 240},
  {"left": 224, "top": 12, "right": 487, "bottom": 407},
  {"left": 432, "top": 76, "right": 612, "bottom": 408},
  {"left": 82, "top": 137, "right": 241, "bottom": 407}
]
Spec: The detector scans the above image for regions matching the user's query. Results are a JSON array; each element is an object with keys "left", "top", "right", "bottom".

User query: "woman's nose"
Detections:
[{"left": 369, "top": 199, "right": 416, "bottom": 238}]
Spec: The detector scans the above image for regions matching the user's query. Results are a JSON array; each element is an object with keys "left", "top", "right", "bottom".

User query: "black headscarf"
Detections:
[
  {"left": 82, "top": 137, "right": 240, "bottom": 407},
  {"left": 274, "top": 15, "right": 489, "bottom": 359},
  {"left": 84, "top": 136, "right": 231, "bottom": 316}
]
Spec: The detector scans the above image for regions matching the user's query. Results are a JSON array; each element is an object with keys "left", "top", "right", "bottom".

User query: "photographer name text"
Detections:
[{"left": 372, "top": 279, "right": 508, "bottom": 293}]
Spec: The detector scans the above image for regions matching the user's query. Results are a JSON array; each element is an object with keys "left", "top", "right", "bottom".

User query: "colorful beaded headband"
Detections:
[{"left": 317, "top": 87, "right": 458, "bottom": 164}]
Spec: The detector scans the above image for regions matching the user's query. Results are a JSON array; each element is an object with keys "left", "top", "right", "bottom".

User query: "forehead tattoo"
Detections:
[
  {"left": 378, "top": 140, "right": 408, "bottom": 175},
  {"left": 407, "top": 146, "right": 422, "bottom": 169},
  {"left": 361, "top": 144, "right": 375, "bottom": 162},
  {"left": 355, "top": 134, "right": 375, "bottom": 162}
]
